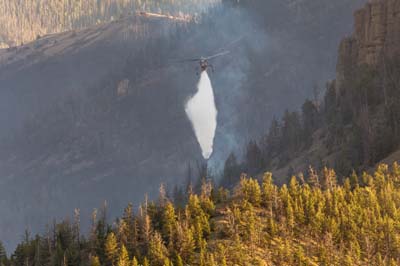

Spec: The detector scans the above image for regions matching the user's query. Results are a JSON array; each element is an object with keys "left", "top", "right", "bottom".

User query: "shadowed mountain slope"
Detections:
[
  {"left": 0, "top": 15, "right": 207, "bottom": 250},
  {"left": 0, "top": 0, "right": 367, "bottom": 250}
]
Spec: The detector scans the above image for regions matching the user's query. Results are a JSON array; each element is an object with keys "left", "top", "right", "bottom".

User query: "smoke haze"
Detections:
[
  {"left": 185, "top": 71, "right": 217, "bottom": 159},
  {"left": 0, "top": 0, "right": 367, "bottom": 251}
]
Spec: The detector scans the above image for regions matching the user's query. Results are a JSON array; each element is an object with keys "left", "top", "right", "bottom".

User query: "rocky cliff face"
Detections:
[
  {"left": 355, "top": 0, "right": 400, "bottom": 65},
  {"left": 337, "top": 0, "right": 400, "bottom": 84},
  {"left": 265, "top": 0, "right": 400, "bottom": 181}
]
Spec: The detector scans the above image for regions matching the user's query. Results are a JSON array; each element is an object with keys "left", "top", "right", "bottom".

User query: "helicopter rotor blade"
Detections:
[
  {"left": 204, "top": 50, "right": 230, "bottom": 60},
  {"left": 180, "top": 58, "right": 202, "bottom": 62},
  {"left": 170, "top": 58, "right": 201, "bottom": 63},
  {"left": 218, "top": 36, "right": 245, "bottom": 52}
]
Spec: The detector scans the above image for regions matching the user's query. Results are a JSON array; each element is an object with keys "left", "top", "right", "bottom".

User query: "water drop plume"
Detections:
[{"left": 185, "top": 71, "right": 218, "bottom": 160}]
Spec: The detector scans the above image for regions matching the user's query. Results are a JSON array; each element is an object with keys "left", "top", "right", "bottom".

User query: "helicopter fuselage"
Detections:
[
  {"left": 200, "top": 59, "right": 208, "bottom": 72},
  {"left": 178, "top": 49, "right": 229, "bottom": 75}
]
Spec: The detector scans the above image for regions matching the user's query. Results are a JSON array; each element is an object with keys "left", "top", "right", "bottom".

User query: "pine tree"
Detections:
[
  {"left": 105, "top": 233, "right": 118, "bottom": 266},
  {"left": 7, "top": 162, "right": 400, "bottom": 265},
  {"left": 173, "top": 185, "right": 185, "bottom": 207},
  {"left": 117, "top": 245, "right": 129, "bottom": 266},
  {"left": 245, "top": 141, "right": 264, "bottom": 175},
  {"left": 163, "top": 257, "right": 172, "bottom": 266},
  {"left": 308, "top": 166, "right": 320, "bottom": 189},
  {"left": 186, "top": 194, "right": 211, "bottom": 238},
  {"left": 139, "top": 204, "right": 152, "bottom": 249},
  {"left": 121, "top": 203, "right": 138, "bottom": 255},
  {"left": 236, "top": 176, "right": 262, "bottom": 206},
  {"left": 221, "top": 152, "right": 241, "bottom": 188},
  {"left": 349, "top": 171, "right": 359, "bottom": 189},
  {"left": 175, "top": 254, "right": 184, "bottom": 266},
  {"left": 148, "top": 232, "right": 168, "bottom": 266},
  {"left": 286, "top": 199, "right": 295, "bottom": 233},
  {"left": 174, "top": 220, "right": 195, "bottom": 263},
  {"left": 158, "top": 184, "right": 168, "bottom": 207},
  {"left": 89, "top": 255, "right": 101, "bottom": 266},
  {"left": 162, "top": 202, "right": 176, "bottom": 245},
  {"left": 207, "top": 253, "right": 218, "bottom": 266},
  {"left": 264, "top": 117, "right": 281, "bottom": 158},
  {"left": 131, "top": 257, "right": 139, "bottom": 266},
  {"left": 322, "top": 167, "right": 337, "bottom": 190},
  {"left": 302, "top": 99, "right": 319, "bottom": 144},
  {"left": 221, "top": 256, "right": 227, "bottom": 266},
  {"left": 261, "top": 172, "right": 276, "bottom": 208},
  {"left": 0, "top": 242, "right": 6, "bottom": 266},
  {"left": 142, "top": 257, "right": 149, "bottom": 266},
  {"left": 281, "top": 110, "right": 303, "bottom": 153}
]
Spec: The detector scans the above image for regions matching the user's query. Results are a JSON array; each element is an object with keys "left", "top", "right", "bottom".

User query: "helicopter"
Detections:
[{"left": 179, "top": 50, "right": 230, "bottom": 74}]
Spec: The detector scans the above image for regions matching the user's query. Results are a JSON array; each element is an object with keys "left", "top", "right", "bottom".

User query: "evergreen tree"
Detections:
[
  {"left": 7, "top": 163, "right": 400, "bottom": 265},
  {"left": 245, "top": 141, "right": 264, "bottom": 175},
  {"left": 162, "top": 202, "right": 176, "bottom": 245},
  {"left": 175, "top": 254, "right": 184, "bottom": 266},
  {"left": 117, "top": 245, "right": 129, "bottom": 266},
  {"left": 263, "top": 117, "right": 281, "bottom": 158},
  {"left": 131, "top": 257, "right": 139, "bottom": 266},
  {"left": 172, "top": 185, "right": 185, "bottom": 207},
  {"left": 236, "top": 176, "right": 262, "bottom": 206},
  {"left": 221, "top": 152, "right": 241, "bottom": 188},
  {"left": 0, "top": 242, "right": 7, "bottom": 266},
  {"left": 281, "top": 110, "right": 303, "bottom": 153},
  {"left": 148, "top": 232, "right": 168, "bottom": 266},
  {"left": 121, "top": 203, "right": 138, "bottom": 255},
  {"left": 173, "top": 220, "right": 195, "bottom": 263},
  {"left": 142, "top": 257, "right": 149, "bottom": 266},
  {"left": 301, "top": 99, "right": 319, "bottom": 143},
  {"left": 308, "top": 166, "right": 321, "bottom": 189},
  {"left": 105, "top": 233, "right": 118, "bottom": 266},
  {"left": 89, "top": 255, "right": 101, "bottom": 266}
]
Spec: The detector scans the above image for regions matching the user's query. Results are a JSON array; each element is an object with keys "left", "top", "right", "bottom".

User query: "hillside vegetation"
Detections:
[
  {"left": 1, "top": 163, "right": 400, "bottom": 265},
  {"left": 0, "top": 0, "right": 368, "bottom": 255},
  {"left": 0, "top": 3, "right": 254, "bottom": 251},
  {"left": 221, "top": 0, "right": 400, "bottom": 182},
  {"left": 0, "top": 0, "right": 216, "bottom": 47}
]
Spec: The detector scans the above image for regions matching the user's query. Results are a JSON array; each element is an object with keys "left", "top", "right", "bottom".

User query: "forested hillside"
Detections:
[
  {"left": 218, "top": 0, "right": 365, "bottom": 144},
  {"left": 0, "top": 3, "right": 260, "bottom": 251},
  {"left": 222, "top": 0, "right": 400, "bottom": 182},
  {"left": 0, "top": 0, "right": 217, "bottom": 47},
  {"left": 1, "top": 163, "right": 400, "bottom": 265},
  {"left": 0, "top": 0, "right": 366, "bottom": 252}
]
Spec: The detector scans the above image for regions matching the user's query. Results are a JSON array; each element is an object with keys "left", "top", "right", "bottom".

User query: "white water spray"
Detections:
[{"left": 185, "top": 71, "right": 218, "bottom": 160}]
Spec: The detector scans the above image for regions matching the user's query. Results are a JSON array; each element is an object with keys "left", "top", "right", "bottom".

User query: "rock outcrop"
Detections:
[
  {"left": 337, "top": 0, "right": 400, "bottom": 84},
  {"left": 269, "top": 0, "right": 400, "bottom": 181}
]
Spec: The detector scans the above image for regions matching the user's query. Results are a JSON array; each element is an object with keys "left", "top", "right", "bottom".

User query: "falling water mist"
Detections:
[{"left": 185, "top": 71, "right": 218, "bottom": 160}]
